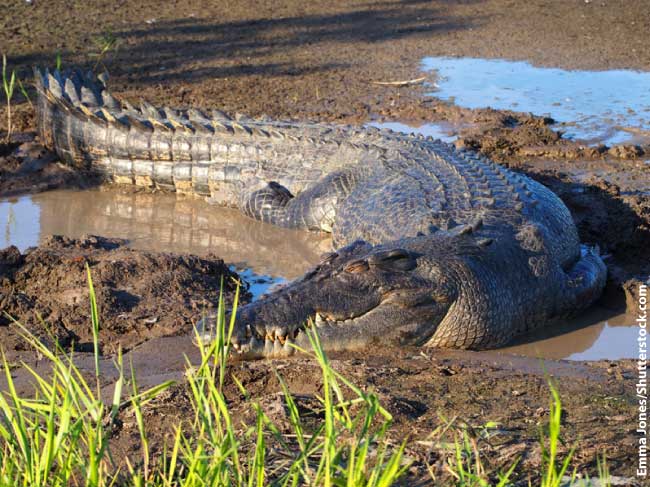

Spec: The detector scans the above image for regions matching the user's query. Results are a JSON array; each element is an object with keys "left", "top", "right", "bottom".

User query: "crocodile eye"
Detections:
[
  {"left": 368, "top": 249, "right": 417, "bottom": 271},
  {"left": 344, "top": 259, "right": 370, "bottom": 273}
]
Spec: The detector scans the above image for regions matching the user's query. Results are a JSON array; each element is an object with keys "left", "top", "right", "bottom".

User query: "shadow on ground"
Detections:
[{"left": 6, "top": 0, "right": 483, "bottom": 86}]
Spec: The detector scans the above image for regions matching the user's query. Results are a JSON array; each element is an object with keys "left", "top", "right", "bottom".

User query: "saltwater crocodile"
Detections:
[{"left": 34, "top": 68, "right": 607, "bottom": 358}]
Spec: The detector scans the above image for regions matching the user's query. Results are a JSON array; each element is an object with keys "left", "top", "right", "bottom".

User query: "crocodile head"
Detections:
[{"left": 199, "top": 237, "right": 461, "bottom": 359}]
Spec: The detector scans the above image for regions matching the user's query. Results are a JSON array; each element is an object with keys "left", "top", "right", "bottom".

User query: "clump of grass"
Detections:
[
  {"left": 91, "top": 31, "right": 120, "bottom": 72},
  {"left": 428, "top": 379, "right": 611, "bottom": 487},
  {"left": 16, "top": 78, "right": 33, "bottom": 110},
  {"left": 423, "top": 414, "right": 518, "bottom": 486},
  {"left": 2, "top": 54, "right": 16, "bottom": 142},
  {"left": 539, "top": 382, "right": 576, "bottom": 487}
]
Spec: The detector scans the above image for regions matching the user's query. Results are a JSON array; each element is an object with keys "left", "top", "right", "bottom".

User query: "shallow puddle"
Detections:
[
  {"left": 422, "top": 57, "right": 650, "bottom": 145},
  {"left": 0, "top": 188, "right": 636, "bottom": 361},
  {"left": 499, "top": 305, "right": 636, "bottom": 361}
]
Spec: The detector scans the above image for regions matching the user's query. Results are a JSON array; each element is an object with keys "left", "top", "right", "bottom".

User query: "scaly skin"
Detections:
[{"left": 34, "top": 68, "right": 607, "bottom": 358}]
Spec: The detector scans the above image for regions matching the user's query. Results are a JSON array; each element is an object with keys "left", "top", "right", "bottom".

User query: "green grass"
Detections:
[
  {"left": 2, "top": 54, "right": 16, "bottom": 142},
  {"left": 91, "top": 31, "right": 120, "bottom": 72},
  {"left": 0, "top": 268, "right": 610, "bottom": 486}
]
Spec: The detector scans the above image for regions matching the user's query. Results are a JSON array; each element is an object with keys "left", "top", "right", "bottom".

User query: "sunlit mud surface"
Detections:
[
  {"left": 0, "top": 188, "right": 635, "bottom": 361},
  {"left": 422, "top": 57, "right": 650, "bottom": 146}
]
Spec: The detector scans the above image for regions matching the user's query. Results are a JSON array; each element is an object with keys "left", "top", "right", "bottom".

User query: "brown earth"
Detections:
[
  {"left": 0, "top": 235, "right": 248, "bottom": 362},
  {"left": 3, "top": 316, "right": 641, "bottom": 484},
  {"left": 139, "top": 350, "right": 638, "bottom": 484},
  {"left": 0, "top": 0, "right": 648, "bottom": 483}
]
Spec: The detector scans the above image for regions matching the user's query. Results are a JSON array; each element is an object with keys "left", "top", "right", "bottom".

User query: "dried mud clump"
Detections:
[{"left": 0, "top": 235, "right": 248, "bottom": 358}]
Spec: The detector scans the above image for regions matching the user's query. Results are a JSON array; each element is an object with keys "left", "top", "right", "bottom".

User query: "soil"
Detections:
[
  {"left": 139, "top": 350, "right": 638, "bottom": 484},
  {"left": 0, "top": 235, "right": 248, "bottom": 361},
  {"left": 0, "top": 133, "right": 99, "bottom": 197},
  {"left": 0, "top": 0, "right": 648, "bottom": 482}
]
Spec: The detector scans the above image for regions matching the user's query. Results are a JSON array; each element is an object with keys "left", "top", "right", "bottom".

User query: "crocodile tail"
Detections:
[{"left": 32, "top": 67, "right": 253, "bottom": 197}]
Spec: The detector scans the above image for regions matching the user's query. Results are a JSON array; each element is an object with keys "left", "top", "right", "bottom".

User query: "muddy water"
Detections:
[
  {"left": 0, "top": 189, "right": 330, "bottom": 291},
  {"left": 422, "top": 57, "right": 650, "bottom": 146},
  {"left": 0, "top": 189, "right": 636, "bottom": 361}
]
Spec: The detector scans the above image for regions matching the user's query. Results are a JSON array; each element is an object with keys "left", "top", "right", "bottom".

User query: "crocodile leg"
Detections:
[
  {"left": 561, "top": 246, "right": 607, "bottom": 314},
  {"left": 240, "top": 181, "right": 295, "bottom": 225},
  {"left": 241, "top": 168, "right": 367, "bottom": 232}
]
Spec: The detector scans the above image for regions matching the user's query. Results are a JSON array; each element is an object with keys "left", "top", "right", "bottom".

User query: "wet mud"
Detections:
[
  {"left": 0, "top": 133, "right": 99, "bottom": 197},
  {"left": 149, "top": 350, "right": 637, "bottom": 482},
  {"left": 0, "top": 0, "right": 648, "bottom": 481}
]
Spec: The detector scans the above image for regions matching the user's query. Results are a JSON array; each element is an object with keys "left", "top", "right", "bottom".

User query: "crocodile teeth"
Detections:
[{"left": 314, "top": 313, "right": 325, "bottom": 326}]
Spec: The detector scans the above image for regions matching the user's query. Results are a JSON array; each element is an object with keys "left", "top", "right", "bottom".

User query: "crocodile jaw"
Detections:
[{"left": 196, "top": 292, "right": 448, "bottom": 360}]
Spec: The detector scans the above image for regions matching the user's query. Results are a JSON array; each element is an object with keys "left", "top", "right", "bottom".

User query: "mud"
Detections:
[
  {"left": 0, "top": 133, "right": 98, "bottom": 197},
  {"left": 162, "top": 350, "right": 638, "bottom": 483},
  {"left": 0, "top": 0, "right": 648, "bottom": 481},
  {"left": 0, "top": 235, "right": 247, "bottom": 361}
]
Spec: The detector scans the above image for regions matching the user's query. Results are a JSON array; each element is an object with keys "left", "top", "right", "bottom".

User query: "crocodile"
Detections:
[{"left": 33, "top": 68, "right": 607, "bottom": 359}]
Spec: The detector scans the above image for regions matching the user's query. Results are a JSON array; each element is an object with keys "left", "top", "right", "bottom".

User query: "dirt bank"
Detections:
[
  {"left": 0, "top": 235, "right": 248, "bottom": 361},
  {"left": 3, "top": 0, "right": 650, "bottom": 160},
  {"left": 4, "top": 324, "right": 640, "bottom": 483},
  {"left": 4, "top": 0, "right": 650, "bottom": 125}
]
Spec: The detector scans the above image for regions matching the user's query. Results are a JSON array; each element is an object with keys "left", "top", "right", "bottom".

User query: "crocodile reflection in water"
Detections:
[{"left": 36, "top": 189, "right": 329, "bottom": 280}]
